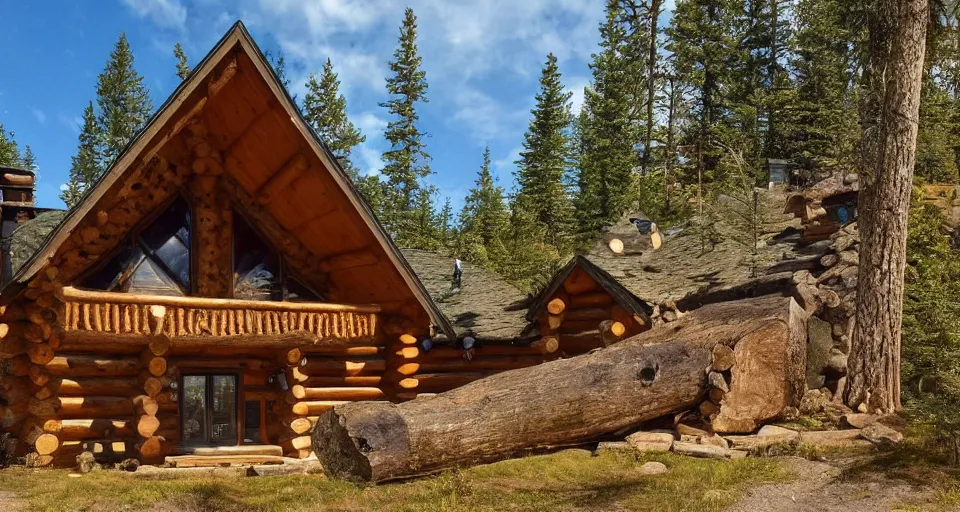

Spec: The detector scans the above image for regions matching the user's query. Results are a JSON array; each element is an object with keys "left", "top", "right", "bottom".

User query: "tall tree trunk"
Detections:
[
  {"left": 642, "top": 0, "right": 664, "bottom": 177},
  {"left": 845, "top": 0, "right": 928, "bottom": 413},
  {"left": 665, "top": 76, "right": 677, "bottom": 213}
]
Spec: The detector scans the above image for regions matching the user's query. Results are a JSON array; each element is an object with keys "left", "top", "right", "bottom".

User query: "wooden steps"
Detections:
[
  {"left": 164, "top": 454, "right": 284, "bottom": 468},
  {"left": 171, "top": 444, "right": 283, "bottom": 457}
]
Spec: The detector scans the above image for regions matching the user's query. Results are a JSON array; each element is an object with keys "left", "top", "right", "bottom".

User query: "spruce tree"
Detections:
[
  {"left": 61, "top": 102, "right": 101, "bottom": 208},
  {"left": 173, "top": 42, "right": 191, "bottom": 80},
  {"left": 459, "top": 147, "right": 509, "bottom": 264},
  {"left": 303, "top": 58, "right": 366, "bottom": 179},
  {"left": 380, "top": 7, "right": 431, "bottom": 245},
  {"left": 437, "top": 197, "right": 453, "bottom": 248},
  {"left": 0, "top": 123, "right": 22, "bottom": 167},
  {"left": 515, "top": 53, "right": 575, "bottom": 250},
  {"left": 782, "top": 0, "right": 860, "bottom": 171},
  {"left": 576, "top": 0, "right": 641, "bottom": 237},
  {"left": 21, "top": 145, "right": 36, "bottom": 171},
  {"left": 96, "top": 33, "right": 153, "bottom": 168}
]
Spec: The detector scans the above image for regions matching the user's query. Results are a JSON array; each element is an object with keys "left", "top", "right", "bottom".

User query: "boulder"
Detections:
[
  {"left": 860, "top": 424, "right": 904, "bottom": 446},
  {"left": 825, "top": 349, "right": 848, "bottom": 376},
  {"left": 626, "top": 432, "right": 674, "bottom": 453},
  {"left": 672, "top": 442, "right": 729, "bottom": 459},
  {"left": 638, "top": 461, "right": 669, "bottom": 475},
  {"left": 676, "top": 423, "right": 710, "bottom": 438},
  {"left": 806, "top": 317, "right": 834, "bottom": 389}
]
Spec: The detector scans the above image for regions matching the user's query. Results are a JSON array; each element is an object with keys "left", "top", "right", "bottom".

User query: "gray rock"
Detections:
[
  {"left": 708, "top": 371, "right": 730, "bottom": 392},
  {"left": 826, "top": 349, "right": 848, "bottom": 376},
  {"left": 860, "top": 423, "right": 904, "bottom": 446},
  {"left": 806, "top": 317, "right": 834, "bottom": 389},
  {"left": 800, "top": 389, "right": 830, "bottom": 415},
  {"left": 673, "top": 441, "right": 729, "bottom": 459},
  {"left": 843, "top": 413, "right": 879, "bottom": 429},
  {"left": 595, "top": 441, "right": 631, "bottom": 454},
  {"left": 626, "top": 432, "right": 674, "bottom": 453},
  {"left": 638, "top": 461, "right": 669, "bottom": 475},
  {"left": 758, "top": 425, "right": 800, "bottom": 440}
]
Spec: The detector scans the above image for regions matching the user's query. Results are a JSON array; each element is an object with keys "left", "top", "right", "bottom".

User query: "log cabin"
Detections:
[
  {"left": 0, "top": 22, "right": 465, "bottom": 467},
  {"left": 526, "top": 256, "right": 653, "bottom": 356}
]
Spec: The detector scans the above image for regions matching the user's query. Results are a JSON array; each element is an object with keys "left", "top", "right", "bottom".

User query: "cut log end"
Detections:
[{"left": 547, "top": 298, "right": 566, "bottom": 316}]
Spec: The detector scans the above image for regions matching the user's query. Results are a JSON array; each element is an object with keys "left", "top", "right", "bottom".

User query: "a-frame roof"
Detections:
[
  {"left": 2, "top": 21, "right": 455, "bottom": 339},
  {"left": 526, "top": 255, "right": 653, "bottom": 324}
]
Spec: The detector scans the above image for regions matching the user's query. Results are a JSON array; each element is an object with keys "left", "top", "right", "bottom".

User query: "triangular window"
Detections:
[
  {"left": 82, "top": 197, "right": 191, "bottom": 296},
  {"left": 232, "top": 211, "right": 324, "bottom": 302},
  {"left": 233, "top": 212, "right": 282, "bottom": 301}
]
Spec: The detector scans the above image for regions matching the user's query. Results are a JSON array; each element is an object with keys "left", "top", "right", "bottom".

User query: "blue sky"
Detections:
[{"left": 0, "top": 0, "right": 674, "bottom": 212}]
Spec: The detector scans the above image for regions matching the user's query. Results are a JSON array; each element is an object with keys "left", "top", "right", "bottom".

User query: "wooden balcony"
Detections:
[{"left": 58, "top": 286, "right": 380, "bottom": 345}]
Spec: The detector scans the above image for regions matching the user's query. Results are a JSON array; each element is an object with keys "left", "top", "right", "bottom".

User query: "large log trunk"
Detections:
[
  {"left": 845, "top": 0, "right": 927, "bottom": 413},
  {"left": 313, "top": 296, "right": 807, "bottom": 483}
]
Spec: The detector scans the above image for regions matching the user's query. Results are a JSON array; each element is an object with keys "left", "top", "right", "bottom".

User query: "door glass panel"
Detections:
[
  {"left": 181, "top": 376, "right": 207, "bottom": 443},
  {"left": 211, "top": 375, "right": 237, "bottom": 445},
  {"left": 244, "top": 401, "right": 261, "bottom": 444}
]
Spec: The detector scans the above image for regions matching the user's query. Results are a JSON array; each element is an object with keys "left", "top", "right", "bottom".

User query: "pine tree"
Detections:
[
  {"left": 96, "top": 33, "right": 153, "bottom": 168},
  {"left": 173, "top": 42, "right": 191, "bottom": 80},
  {"left": 380, "top": 8, "right": 431, "bottom": 245},
  {"left": 782, "top": 0, "right": 860, "bottom": 172},
  {"left": 21, "top": 145, "right": 37, "bottom": 171},
  {"left": 667, "top": 0, "right": 741, "bottom": 180},
  {"left": 576, "top": 0, "right": 642, "bottom": 237},
  {"left": 437, "top": 198, "right": 453, "bottom": 248},
  {"left": 265, "top": 49, "right": 296, "bottom": 101},
  {"left": 61, "top": 102, "right": 101, "bottom": 208},
  {"left": 459, "top": 147, "right": 509, "bottom": 264},
  {"left": 515, "top": 53, "right": 575, "bottom": 250},
  {"left": 0, "top": 123, "right": 23, "bottom": 166},
  {"left": 303, "top": 58, "right": 366, "bottom": 179}
]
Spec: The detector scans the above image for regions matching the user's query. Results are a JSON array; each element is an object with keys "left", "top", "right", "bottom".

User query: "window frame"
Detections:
[
  {"left": 178, "top": 371, "right": 241, "bottom": 447},
  {"left": 76, "top": 194, "right": 196, "bottom": 296},
  {"left": 231, "top": 208, "right": 324, "bottom": 302}
]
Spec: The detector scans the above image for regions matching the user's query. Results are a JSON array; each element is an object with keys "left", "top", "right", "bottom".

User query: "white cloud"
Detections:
[
  {"left": 121, "top": 0, "right": 188, "bottom": 31},
  {"left": 31, "top": 108, "right": 47, "bottom": 125},
  {"left": 493, "top": 145, "right": 522, "bottom": 178},
  {"left": 356, "top": 144, "right": 383, "bottom": 177},
  {"left": 451, "top": 88, "right": 527, "bottom": 142},
  {"left": 353, "top": 111, "right": 388, "bottom": 139},
  {"left": 58, "top": 114, "right": 82, "bottom": 135},
  {"left": 566, "top": 76, "right": 590, "bottom": 114}
]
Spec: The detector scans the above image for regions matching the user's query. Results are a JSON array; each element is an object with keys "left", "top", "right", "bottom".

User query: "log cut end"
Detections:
[{"left": 314, "top": 403, "right": 408, "bottom": 483}]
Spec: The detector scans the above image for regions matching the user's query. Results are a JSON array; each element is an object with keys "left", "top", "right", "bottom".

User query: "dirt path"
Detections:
[{"left": 726, "top": 456, "right": 937, "bottom": 512}]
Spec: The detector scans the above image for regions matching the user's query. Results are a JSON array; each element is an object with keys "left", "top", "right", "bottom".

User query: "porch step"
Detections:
[
  {"left": 172, "top": 445, "right": 284, "bottom": 457},
  {"left": 164, "top": 454, "right": 284, "bottom": 468}
]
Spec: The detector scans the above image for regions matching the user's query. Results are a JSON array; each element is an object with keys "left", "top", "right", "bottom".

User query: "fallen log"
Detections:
[{"left": 313, "top": 296, "right": 807, "bottom": 483}]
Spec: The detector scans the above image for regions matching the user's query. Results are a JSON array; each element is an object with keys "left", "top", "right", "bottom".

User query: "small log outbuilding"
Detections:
[
  {"left": 527, "top": 256, "right": 653, "bottom": 355},
  {"left": 0, "top": 22, "right": 459, "bottom": 466}
]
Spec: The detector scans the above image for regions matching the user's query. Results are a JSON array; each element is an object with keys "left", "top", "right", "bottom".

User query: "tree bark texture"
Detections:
[
  {"left": 847, "top": 0, "right": 927, "bottom": 413},
  {"left": 313, "top": 296, "right": 807, "bottom": 482}
]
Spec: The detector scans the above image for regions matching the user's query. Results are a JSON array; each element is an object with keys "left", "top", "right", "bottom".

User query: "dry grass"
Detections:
[{"left": 0, "top": 448, "right": 788, "bottom": 512}]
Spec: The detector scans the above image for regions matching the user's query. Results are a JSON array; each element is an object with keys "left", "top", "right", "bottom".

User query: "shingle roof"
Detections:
[
  {"left": 401, "top": 249, "right": 532, "bottom": 342},
  {"left": 586, "top": 189, "right": 802, "bottom": 305}
]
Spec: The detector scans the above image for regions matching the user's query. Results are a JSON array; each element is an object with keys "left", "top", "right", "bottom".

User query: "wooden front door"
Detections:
[{"left": 181, "top": 374, "right": 238, "bottom": 445}]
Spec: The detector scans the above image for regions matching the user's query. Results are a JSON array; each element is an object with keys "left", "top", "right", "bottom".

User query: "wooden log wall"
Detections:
[{"left": 538, "top": 267, "right": 649, "bottom": 357}]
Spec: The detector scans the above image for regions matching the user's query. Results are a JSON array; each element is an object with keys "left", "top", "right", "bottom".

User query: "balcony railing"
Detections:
[{"left": 59, "top": 286, "right": 379, "bottom": 343}]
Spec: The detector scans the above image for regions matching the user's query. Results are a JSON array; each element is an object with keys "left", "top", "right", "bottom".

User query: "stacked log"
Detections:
[
  {"left": 538, "top": 268, "right": 648, "bottom": 356},
  {"left": 784, "top": 172, "right": 859, "bottom": 242},
  {"left": 0, "top": 269, "right": 65, "bottom": 466},
  {"left": 398, "top": 342, "right": 548, "bottom": 395}
]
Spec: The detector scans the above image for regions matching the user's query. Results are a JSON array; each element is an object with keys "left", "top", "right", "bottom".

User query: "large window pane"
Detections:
[
  {"left": 233, "top": 212, "right": 281, "bottom": 301},
  {"left": 211, "top": 375, "right": 237, "bottom": 445},
  {"left": 181, "top": 376, "right": 207, "bottom": 444},
  {"left": 140, "top": 197, "right": 191, "bottom": 290}
]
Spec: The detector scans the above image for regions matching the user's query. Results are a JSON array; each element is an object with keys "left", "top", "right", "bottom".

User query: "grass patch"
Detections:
[{"left": 0, "top": 449, "right": 789, "bottom": 512}]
